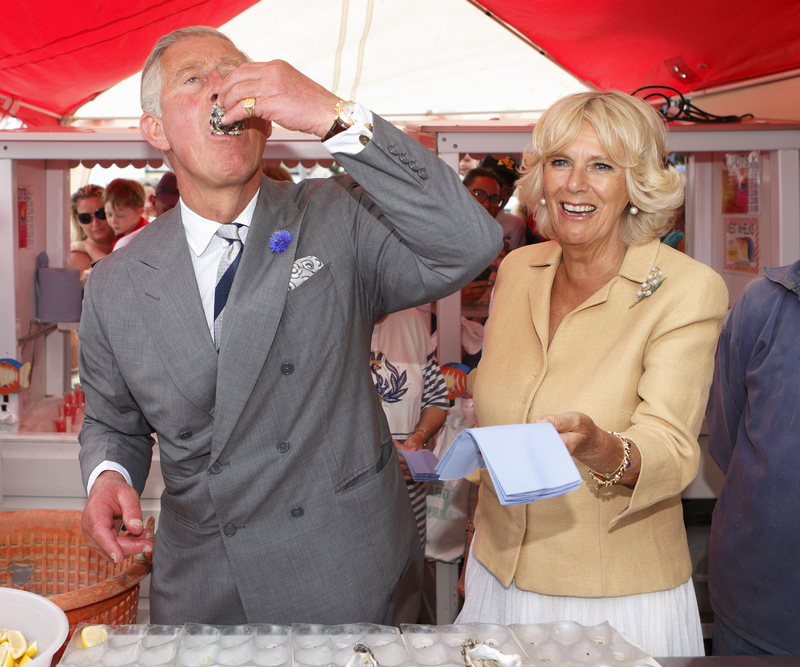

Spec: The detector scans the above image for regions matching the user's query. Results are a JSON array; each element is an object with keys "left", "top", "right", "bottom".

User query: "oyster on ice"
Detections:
[
  {"left": 461, "top": 639, "right": 521, "bottom": 667},
  {"left": 210, "top": 102, "right": 244, "bottom": 136},
  {"left": 344, "top": 644, "right": 378, "bottom": 667}
]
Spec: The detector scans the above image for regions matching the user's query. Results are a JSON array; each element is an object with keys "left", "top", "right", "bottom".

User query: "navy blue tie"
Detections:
[{"left": 213, "top": 223, "right": 243, "bottom": 350}]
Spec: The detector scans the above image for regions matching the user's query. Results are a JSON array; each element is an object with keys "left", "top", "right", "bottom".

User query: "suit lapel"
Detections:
[
  {"left": 212, "top": 179, "right": 301, "bottom": 457},
  {"left": 126, "top": 209, "right": 218, "bottom": 415}
]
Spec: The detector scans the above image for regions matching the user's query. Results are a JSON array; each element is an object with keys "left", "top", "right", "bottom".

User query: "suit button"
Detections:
[
  {"left": 388, "top": 145, "right": 399, "bottom": 155},
  {"left": 359, "top": 135, "right": 370, "bottom": 147},
  {"left": 408, "top": 160, "right": 418, "bottom": 171},
  {"left": 398, "top": 152, "right": 409, "bottom": 164},
  {"left": 210, "top": 462, "right": 223, "bottom": 474},
  {"left": 280, "top": 362, "right": 294, "bottom": 375},
  {"left": 418, "top": 168, "right": 428, "bottom": 180},
  {"left": 290, "top": 507, "right": 304, "bottom": 518},
  {"left": 179, "top": 429, "right": 192, "bottom": 440},
  {"left": 223, "top": 523, "right": 237, "bottom": 536},
  {"left": 277, "top": 440, "right": 290, "bottom": 453}
]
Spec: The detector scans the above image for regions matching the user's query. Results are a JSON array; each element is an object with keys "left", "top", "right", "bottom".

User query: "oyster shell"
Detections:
[
  {"left": 210, "top": 102, "right": 244, "bottom": 136},
  {"left": 461, "top": 639, "right": 521, "bottom": 667},
  {"left": 344, "top": 644, "right": 378, "bottom": 667}
]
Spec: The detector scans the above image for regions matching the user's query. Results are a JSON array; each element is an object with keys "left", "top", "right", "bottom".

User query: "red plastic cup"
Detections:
[
  {"left": 53, "top": 418, "right": 67, "bottom": 433},
  {"left": 64, "top": 393, "right": 76, "bottom": 406}
]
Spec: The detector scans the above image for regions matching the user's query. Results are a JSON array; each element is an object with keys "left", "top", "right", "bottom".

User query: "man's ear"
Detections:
[{"left": 140, "top": 113, "right": 171, "bottom": 151}]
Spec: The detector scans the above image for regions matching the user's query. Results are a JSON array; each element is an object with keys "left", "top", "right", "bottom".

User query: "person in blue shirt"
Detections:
[{"left": 707, "top": 259, "right": 800, "bottom": 655}]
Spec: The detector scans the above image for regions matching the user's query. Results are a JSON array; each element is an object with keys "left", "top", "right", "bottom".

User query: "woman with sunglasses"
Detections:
[{"left": 70, "top": 185, "right": 116, "bottom": 281}]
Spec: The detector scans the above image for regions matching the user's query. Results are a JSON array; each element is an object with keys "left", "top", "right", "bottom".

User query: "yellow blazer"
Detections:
[{"left": 472, "top": 239, "right": 728, "bottom": 597}]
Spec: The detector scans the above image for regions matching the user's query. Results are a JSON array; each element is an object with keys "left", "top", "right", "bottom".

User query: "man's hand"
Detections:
[
  {"left": 217, "top": 60, "right": 340, "bottom": 138},
  {"left": 81, "top": 471, "right": 152, "bottom": 564}
]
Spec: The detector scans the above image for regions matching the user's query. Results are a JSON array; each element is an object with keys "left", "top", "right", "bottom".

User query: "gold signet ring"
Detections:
[{"left": 242, "top": 98, "right": 256, "bottom": 118}]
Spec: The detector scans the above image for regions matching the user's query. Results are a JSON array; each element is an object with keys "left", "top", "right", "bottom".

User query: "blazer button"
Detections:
[
  {"left": 223, "top": 523, "right": 237, "bottom": 536},
  {"left": 209, "top": 461, "right": 223, "bottom": 474},
  {"left": 408, "top": 161, "right": 418, "bottom": 171},
  {"left": 179, "top": 429, "right": 192, "bottom": 440},
  {"left": 398, "top": 152, "right": 409, "bottom": 164},
  {"left": 280, "top": 362, "right": 294, "bottom": 375},
  {"left": 290, "top": 507, "right": 304, "bottom": 518},
  {"left": 387, "top": 145, "right": 399, "bottom": 155},
  {"left": 418, "top": 168, "right": 428, "bottom": 180},
  {"left": 277, "top": 440, "right": 290, "bottom": 453}
]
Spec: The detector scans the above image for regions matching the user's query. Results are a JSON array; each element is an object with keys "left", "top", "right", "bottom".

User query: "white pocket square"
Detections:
[{"left": 288, "top": 256, "right": 324, "bottom": 292}]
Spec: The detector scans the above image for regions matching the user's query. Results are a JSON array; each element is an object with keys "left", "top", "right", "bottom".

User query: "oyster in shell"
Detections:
[
  {"left": 210, "top": 102, "right": 244, "bottom": 136},
  {"left": 344, "top": 644, "right": 378, "bottom": 667},
  {"left": 461, "top": 639, "right": 521, "bottom": 667}
]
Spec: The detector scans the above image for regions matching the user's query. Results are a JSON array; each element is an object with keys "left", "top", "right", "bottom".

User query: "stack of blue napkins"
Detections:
[
  {"left": 402, "top": 449, "right": 441, "bottom": 482},
  {"left": 435, "top": 423, "right": 582, "bottom": 505}
]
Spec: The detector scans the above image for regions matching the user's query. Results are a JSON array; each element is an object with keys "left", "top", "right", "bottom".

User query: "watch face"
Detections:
[{"left": 338, "top": 101, "right": 356, "bottom": 126}]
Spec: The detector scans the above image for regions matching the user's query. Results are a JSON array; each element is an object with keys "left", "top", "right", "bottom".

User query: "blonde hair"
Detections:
[
  {"left": 517, "top": 90, "right": 685, "bottom": 247},
  {"left": 70, "top": 184, "right": 105, "bottom": 242}
]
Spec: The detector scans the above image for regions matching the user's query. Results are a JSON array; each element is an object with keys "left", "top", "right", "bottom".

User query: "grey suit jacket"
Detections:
[{"left": 78, "top": 115, "right": 502, "bottom": 624}]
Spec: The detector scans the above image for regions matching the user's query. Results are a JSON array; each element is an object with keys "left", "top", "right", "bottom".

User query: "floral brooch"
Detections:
[
  {"left": 630, "top": 267, "right": 666, "bottom": 308},
  {"left": 269, "top": 229, "right": 292, "bottom": 253}
]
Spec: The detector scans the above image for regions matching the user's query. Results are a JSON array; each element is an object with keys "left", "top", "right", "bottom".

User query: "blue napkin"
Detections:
[
  {"left": 435, "top": 423, "right": 581, "bottom": 505},
  {"left": 402, "top": 449, "right": 441, "bottom": 482}
]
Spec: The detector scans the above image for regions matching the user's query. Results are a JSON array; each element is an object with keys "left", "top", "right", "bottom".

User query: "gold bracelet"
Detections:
[
  {"left": 412, "top": 427, "right": 431, "bottom": 446},
  {"left": 585, "top": 431, "right": 632, "bottom": 488}
]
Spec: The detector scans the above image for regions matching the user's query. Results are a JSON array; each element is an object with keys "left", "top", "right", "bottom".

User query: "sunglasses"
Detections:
[
  {"left": 77, "top": 208, "right": 107, "bottom": 225},
  {"left": 470, "top": 188, "right": 503, "bottom": 207}
]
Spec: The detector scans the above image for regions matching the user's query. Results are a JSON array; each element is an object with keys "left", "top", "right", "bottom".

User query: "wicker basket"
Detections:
[{"left": 0, "top": 510, "right": 151, "bottom": 662}]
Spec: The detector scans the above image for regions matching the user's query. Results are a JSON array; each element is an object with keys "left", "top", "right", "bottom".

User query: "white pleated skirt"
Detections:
[{"left": 457, "top": 542, "right": 704, "bottom": 657}]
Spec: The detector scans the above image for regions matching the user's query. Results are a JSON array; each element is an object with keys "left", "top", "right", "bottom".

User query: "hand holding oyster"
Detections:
[{"left": 210, "top": 102, "right": 245, "bottom": 136}]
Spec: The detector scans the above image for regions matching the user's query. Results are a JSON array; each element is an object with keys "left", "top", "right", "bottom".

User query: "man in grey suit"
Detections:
[{"left": 78, "top": 26, "right": 501, "bottom": 625}]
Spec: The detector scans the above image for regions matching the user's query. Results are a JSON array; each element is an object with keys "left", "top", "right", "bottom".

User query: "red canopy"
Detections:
[
  {"left": 0, "top": 0, "right": 260, "bottom": 126},
  {"left": 2, "top": 0, "right": 800, "bottom": 126},
  {"left": 472, "top": 0, "right": 800, "bottom": 97}
]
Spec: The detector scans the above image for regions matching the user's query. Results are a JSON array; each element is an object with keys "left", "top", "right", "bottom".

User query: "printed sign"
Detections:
[
  {"left": 17, "top": 186, "right": 34, "bottom": 248},
  {"left": 723, "top": 151, "right": 760, "bottom": 214},
  {"left": 723, "top": 216, "right": 760, "bottom": 275}
]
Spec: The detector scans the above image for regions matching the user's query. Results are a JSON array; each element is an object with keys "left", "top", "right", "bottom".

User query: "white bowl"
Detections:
[{"left": 0, "top": 588, "right": 69, "bottom": 667}]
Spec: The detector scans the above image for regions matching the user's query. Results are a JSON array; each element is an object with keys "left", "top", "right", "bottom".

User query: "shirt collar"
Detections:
[{"left": 181, "top": 187, "right": 260, "bottom": 257}]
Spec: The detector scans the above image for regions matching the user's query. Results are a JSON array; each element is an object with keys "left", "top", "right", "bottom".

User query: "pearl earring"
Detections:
[
  {"left": 630, "top": 206, "right": 639, "bottom": 215},
  {"left": 539, "top": 196, "right": 546, "bottom": 206}
]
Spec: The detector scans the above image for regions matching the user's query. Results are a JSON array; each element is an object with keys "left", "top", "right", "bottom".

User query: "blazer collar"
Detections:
[
  {"left": 525, "top": 238, "right": 663, "bottom": 349},
  {"left": 126, "top": 208, "right": 218, "bottom": 415}
]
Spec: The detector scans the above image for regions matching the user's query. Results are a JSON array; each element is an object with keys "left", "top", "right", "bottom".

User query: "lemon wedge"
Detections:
[
  {"left": 17, "top": 655, "right": 32, "bottom": 666},
  {"left": 6, "top": 632, "right": 27, "bottom": 661},
  {"left": 0, "top": 645, "right": 14, "bottom": 667},
  {"left": 24, "top": 641, "right": 37, "bottom": 659},
  {"left": 80, "top": 625, "right": 108, "bottom": 649},
  {"left": 0, "top": 629, "right": 7, "bottom": 642}
]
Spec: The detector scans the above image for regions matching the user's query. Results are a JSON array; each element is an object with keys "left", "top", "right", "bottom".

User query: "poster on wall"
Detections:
[
  {"left": 723, "top": 216, "right": 760, "bottom": 275},
  {"left": 17, "top": 186, "right": 34, "bottom": 249},
  {"left": 722, "top": 151, "right": 760, "bottom": 214}
]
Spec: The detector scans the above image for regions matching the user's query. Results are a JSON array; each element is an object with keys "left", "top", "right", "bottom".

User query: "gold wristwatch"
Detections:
[{"left": 322, "top": 100, "right": 356, "bottom": 142}]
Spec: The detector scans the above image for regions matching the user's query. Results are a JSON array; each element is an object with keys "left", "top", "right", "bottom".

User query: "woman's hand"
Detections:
[
  {"left": 536, "top": 411, "right": 640, "bottom": 487},
  {"left": 396, "top": 432, "right": 427, "bottom": 483}
]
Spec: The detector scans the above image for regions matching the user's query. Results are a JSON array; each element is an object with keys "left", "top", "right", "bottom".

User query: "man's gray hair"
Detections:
[{"left": 140, "top": 26, "right": 238, "bottom": 117}]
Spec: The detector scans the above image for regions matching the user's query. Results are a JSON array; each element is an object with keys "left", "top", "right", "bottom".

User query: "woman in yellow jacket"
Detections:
[{"left": 459, "top": 91, "right": 728, "bottom": 657}]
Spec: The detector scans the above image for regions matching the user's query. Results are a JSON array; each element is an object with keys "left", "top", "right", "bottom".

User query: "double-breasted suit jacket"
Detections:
[{"left": 78, "top": 115, "right": 502, "bottom": 624}]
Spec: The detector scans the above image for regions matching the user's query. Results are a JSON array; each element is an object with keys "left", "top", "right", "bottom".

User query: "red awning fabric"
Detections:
[
  {"left": 2, "top": 0, "right": 800, "bottom": 126},
  {"left": 0, "top": 0, "right": 260, "bottom": 126},
  {"left": 472, "top": 0, "right": 800, "bottom": 97}
]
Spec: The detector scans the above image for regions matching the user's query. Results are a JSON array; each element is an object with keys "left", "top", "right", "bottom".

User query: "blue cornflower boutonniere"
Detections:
[
  {"left": 630, "top": 267, "right": 666, "bottom": 308},
  {"left": 269, "top": 229, "right": 292, "bottom": 253}
]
